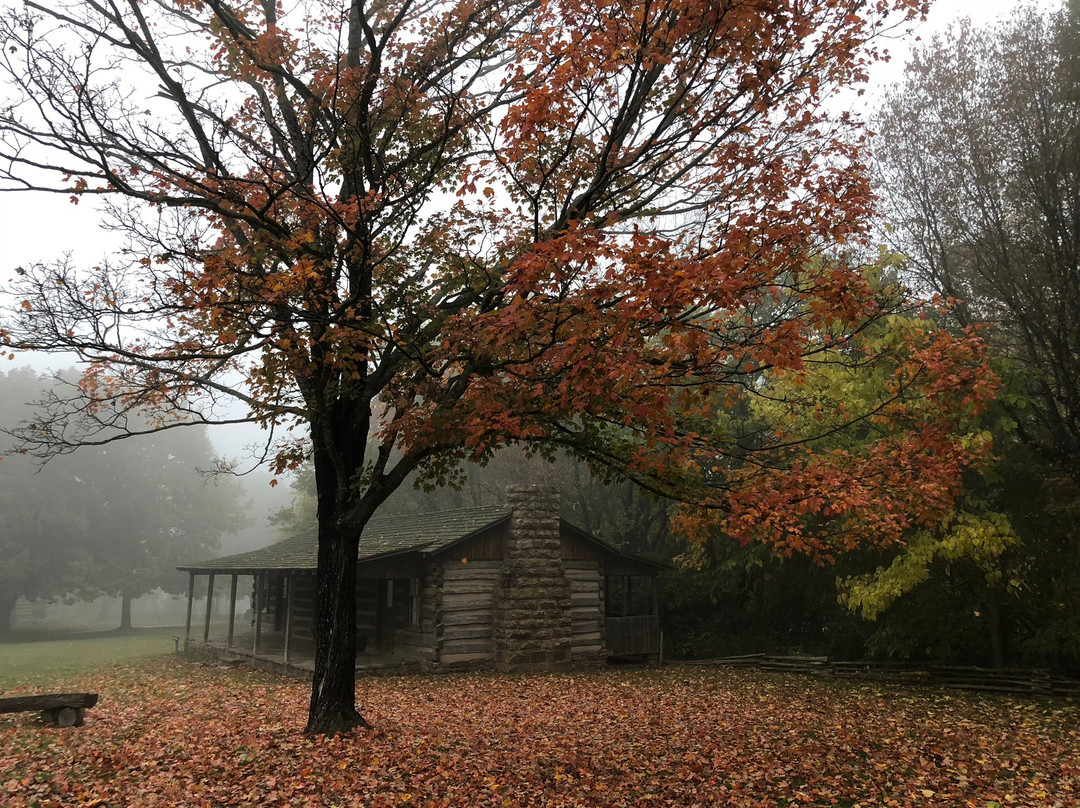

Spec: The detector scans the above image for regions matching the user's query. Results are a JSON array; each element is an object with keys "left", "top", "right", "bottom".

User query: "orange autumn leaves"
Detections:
[
  {"left": 2, "top": 659, "right": 1077, "bottom": 807},
  {"left": 675, "top": 311, "right": 1000, "bottom": 562},
  {"left": 1, "top": 0, "right": 950, "bottom": 540}
]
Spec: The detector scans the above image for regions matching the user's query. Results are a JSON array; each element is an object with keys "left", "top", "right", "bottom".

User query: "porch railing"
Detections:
[{"left": 606, "top": 615, "right": 661, "bottom": 657}]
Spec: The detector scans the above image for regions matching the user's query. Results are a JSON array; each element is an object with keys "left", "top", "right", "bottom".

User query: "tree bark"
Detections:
[
  {"left": 118, "top": 592, "right": 133, "bottom": 633},
  {"left": 305, "top": 515, "right": 369, "bottom": 734}
]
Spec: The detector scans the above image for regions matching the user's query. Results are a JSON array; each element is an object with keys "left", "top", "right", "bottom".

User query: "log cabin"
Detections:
[{"left": 178, "top": 485, "right": 664, "bottom": 675}]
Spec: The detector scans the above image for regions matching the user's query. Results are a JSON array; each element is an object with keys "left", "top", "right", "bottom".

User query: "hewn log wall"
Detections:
[
  {"left": 356, "top": 579, "right": 378, "bottom": 650},
  {"left": 565, "top": 561, "right": 605, "bottom": 664},
  {"left": 435, "top": 560, "right": 499, "bottom": 666},
  {"left": 392, "top": 571, "right": 437, "bottom": 662},
  {"left": 288, "top": 573, "right": 316, "bottom": 652}
]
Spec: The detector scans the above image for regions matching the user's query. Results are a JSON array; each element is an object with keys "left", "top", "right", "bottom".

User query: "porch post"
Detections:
[
  {"left": 283, "top": 573, "right": 293, "bottom": 663},
  {"left": 202, "top": 573, "right": 215, "bottom": 643},
  {"left": 253, "top": 574, "right": 263, "bottom": 656},
  {"left": 226, "top": 573, "right": 238, "bottom": 649},
  {"left": 374, "top": 579, "right": 385, "bottom": 651},
  {"left": 184, "top": 572, "right": 195, "bottom": 646}
]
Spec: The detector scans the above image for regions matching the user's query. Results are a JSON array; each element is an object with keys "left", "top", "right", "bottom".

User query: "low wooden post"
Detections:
[
  {"left": 652, "top": 576, "right": 661, "bottom": 665},
  {"left": 226, "top": 573, "right": 238, "bottom": 649},
  {"left": 202, "top": 573, "right": 215, "bottom": 643},
  {"left": 283, "top": 573, "right": 293, "bottom": 663},
  {"left": 184, "top": 572, "right": 195, "bottom": 646},
  {"left": 253, "top": 574, "right": 263, "bottom": 656}
]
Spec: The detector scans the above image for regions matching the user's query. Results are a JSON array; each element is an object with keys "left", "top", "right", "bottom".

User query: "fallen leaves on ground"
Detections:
[{"left": 1, "top": 660, "right": 1077, "bottom": 807}]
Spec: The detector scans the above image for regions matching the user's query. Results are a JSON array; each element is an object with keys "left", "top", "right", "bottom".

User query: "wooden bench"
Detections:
[{"left": 0, "top": 693, "right": 98, "bottom": 727}]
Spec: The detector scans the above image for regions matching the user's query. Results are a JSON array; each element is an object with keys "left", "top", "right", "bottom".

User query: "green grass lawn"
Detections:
[{"left": 0, "top": 628, "right": 184, "bottom": 691}]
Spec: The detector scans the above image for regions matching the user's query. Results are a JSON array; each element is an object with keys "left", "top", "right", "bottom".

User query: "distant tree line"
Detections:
[
  {"left": 0, "top": 368, "right": 247, "bottom": 636},
  {"left": 667, "top": 1, "right": 1080, "bottom": 674},
  {"left": 864, "top": 0, "right": 1080, "bottom": 672}
]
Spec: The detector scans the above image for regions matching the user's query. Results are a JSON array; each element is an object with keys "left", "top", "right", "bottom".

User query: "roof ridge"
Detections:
[{"left": 366, "top": 503, "right": 510, "bottom": 520}]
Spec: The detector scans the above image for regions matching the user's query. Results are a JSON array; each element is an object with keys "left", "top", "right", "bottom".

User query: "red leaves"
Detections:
[
  {"left": 2, "top": 660, "right": 1077, "bottom": 807},
  {"left": 666, "top": 308, "right": 1003, "bottom": 562}
]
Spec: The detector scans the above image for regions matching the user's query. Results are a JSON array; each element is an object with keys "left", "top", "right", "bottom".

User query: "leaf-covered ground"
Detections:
[{"left": 1, "top": 659, "right": 1076, "bottom": 807}]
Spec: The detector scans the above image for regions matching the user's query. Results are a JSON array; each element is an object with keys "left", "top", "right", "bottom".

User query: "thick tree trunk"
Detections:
[
  {"left": 305, "top": 517, "right": 369, "bottom": 734},
  {"left": 119, "top": 592, "right": 134, "bottom": 633}
]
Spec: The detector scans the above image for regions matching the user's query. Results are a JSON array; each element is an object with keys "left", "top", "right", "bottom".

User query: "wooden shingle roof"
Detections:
[{"left": 179, "top": 505, "right": 511, "bottom": 574}]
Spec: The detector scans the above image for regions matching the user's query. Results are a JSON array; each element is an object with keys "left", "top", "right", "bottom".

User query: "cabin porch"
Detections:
[
  {"left": 182, "top": 570, "right": 429, "bottom": 676},
  {"left": 185, "top": 631, "right": 427, "bottom": 678}
]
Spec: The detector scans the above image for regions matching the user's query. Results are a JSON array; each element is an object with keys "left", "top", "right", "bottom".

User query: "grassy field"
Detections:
[
  {"left": 1, "top": 657, "right": 1077, "bottom": 807},
  {"left": 0, "top": 628, "right": 183, "bottom": 691}
]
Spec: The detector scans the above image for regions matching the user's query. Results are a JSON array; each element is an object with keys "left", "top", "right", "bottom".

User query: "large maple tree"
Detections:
[{"left": 0, "top": 0, "right": 986, "bottom": 734}]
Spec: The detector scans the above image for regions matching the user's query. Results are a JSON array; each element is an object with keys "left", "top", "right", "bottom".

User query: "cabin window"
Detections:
[{"left": 408, "top": 578, "right": 421, "bottom": 625}]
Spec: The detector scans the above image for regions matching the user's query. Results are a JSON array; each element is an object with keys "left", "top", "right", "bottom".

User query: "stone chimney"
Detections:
[{"left": 492, "top": 485, "right": 573, "bottom": 672}]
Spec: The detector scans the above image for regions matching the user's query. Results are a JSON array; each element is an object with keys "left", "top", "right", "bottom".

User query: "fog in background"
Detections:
[{"left": 0, "top": 0, "right": 1060, "bottom": 633}]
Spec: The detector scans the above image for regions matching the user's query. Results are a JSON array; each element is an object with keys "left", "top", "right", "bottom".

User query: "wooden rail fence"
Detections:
[{"left": 693, "top": 654, "right": 1080, "bottom": 699}]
